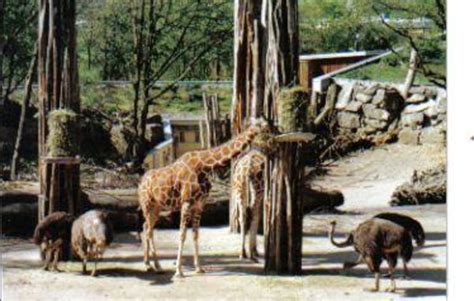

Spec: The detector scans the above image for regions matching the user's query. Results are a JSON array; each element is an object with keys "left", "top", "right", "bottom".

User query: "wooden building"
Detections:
[
  {"left": 299, "top": 50, "right": 383, "bottom": 91},
  {"left": 143, "top": 117, "right": 208, "bottom": 169}
]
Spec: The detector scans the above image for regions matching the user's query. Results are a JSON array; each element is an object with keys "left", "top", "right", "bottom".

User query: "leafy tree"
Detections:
[
  {"left": 0, "top": 0, "right": 36, "bottom": 103},
  {"left": 372, "top": 0, "right": 446, "bottom": 87}
]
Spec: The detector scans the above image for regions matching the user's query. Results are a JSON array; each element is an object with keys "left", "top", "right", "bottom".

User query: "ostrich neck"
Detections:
[{"left": 329, "top": 224, "right": 353, "bottom": 248}]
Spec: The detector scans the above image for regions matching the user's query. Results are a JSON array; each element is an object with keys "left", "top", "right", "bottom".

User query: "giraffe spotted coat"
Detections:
[
  {"left": 138, "top": 119, "right": 270, "bottom": 277},
  {"left": 231, "top": 149, "right": 266, "bottom": 262}
]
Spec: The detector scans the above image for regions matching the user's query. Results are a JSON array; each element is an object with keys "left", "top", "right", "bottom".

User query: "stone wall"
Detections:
[{"left": 333, "top": 78, "right": 446, "bottom": 145}]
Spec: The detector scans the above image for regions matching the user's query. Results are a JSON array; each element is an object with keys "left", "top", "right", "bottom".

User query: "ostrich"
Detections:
[
  {"left": 374, "top": 212, "right": 425, "bottom": 247},
  {"left": 33, "top": 211, "right": 75, "bottom": 271},
  {"left": 71, "top": 210, "right": 114, "bottom": 276},
  {"left": 343, "top": 212, "right": 425, "bottom": 278},
  {"left": 329, "top": 218, "right": 414, "bottom": 292}
]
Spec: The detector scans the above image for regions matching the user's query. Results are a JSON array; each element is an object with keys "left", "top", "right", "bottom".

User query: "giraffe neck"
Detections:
[{"left": 200, "top": 127, "right": 258, "bottom": 170}]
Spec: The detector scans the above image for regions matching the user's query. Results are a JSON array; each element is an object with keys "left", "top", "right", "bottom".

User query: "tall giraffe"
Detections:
[
  {"left": 231, "top": 149, "right": 266, "bottom": 262},
  {"left": 138, "top": 119, "right": 270, "bottom": 278}
]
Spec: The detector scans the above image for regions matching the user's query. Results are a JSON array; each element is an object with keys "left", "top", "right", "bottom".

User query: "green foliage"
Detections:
[
  {"left": 299, "top": 0, "right": 401, "bottom": 53},
  {"left": 76, "top": 0, "right": 233, "bottom": 82},
  {"left": 1, "top": 0, "right": 36, "bottom": 97}
]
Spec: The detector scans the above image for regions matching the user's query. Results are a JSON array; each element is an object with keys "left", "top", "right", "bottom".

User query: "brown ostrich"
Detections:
[
  {"left": 329, "top": 218, "right": 414, "bottom": 292},
  {"left": 71, "top": 210, "right": 114, "bottom": 276},
  {"left": 33, "top": 211, "right": 75, "bottom": 271}
]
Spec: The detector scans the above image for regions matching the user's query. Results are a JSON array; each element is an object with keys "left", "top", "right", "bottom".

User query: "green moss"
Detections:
[
  {"left": 277, "top": 86, "right": 309, "bottom": 133},
  {"left": 47, "top": 109, "right": 79, "bottom": 157}
]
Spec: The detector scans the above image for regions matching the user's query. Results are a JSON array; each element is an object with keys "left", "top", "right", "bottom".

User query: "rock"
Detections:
[
  {"left": 335, "top": 84, "right": 353, "bottom": 110},
  {"left": 425, "top": 88, "right": 438, "bottom": 99},
  {"left": 372, "top": 89, "right": 386, "bottom": 106},
  {"left": 403, "top": 99, "right": 437, "bottom": 114},
  {"left": 437, "top": 95, "right": 447, "bottom": 114},
  {"left": 401, "top": 113, "right": 425, "bottom": 128},
  {"left": 345, "top": 101, "right": 363, "bottom": 113},
  {"left": 363, "top": 104, "right": 390, "bottom": 121},
  {"left": 409, "top": 86, "right": 426, "bottom": 95},
  {"left": 398, "top": 128, "right": 420, "bottom": 145},
  {"left": 353, "top": 83, "right": 366, "bottom": 96},
  {"left": 363, "top": 84, "right": 380, "bottom": 96},
  {"left": 420, "top": 127, "right": 446, "bottom": 145},
  {"left": 407, "top": 93, "right": 427, "bottom": 104},
  {"left": 424, "top": 106, "right": 438, "bottom": 119},
  {"left": 355, "top": 93, "right": 372, "bottom": 103},
  {"left": 364, "top": 118, "right": 388, "bottom": 130},
  {"left": 337, "top": 112, "right": 361, "bottom": 129}
]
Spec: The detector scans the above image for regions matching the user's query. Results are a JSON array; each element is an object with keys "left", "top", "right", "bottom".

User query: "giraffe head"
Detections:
[{"left": 245, "top": 117, "right": 272, "bottom": 138}]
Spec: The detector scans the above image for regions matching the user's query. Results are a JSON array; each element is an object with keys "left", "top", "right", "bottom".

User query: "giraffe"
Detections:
[
  {"left": 138, "top": 118, "right": 270, "bottom": 278},
  {"left": 231, "top": 149, "right": 266, "bottom": 262}
]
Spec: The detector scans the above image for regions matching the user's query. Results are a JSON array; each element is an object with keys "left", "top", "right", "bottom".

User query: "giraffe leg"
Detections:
[
  {"left": 192, "top": 209, "right": 205, "bottom": 274},
  {"left": 147, "top": 223, "right": 163, "bottom": 272},
  {"left": 239, "top": 203, "right": 248, "bottom": 260},
  {"left": 249, "top": 192, "right": 262, "bottom": 262},
  {"left": 174, "top": 203, "right": 191, "bottom": 278}
]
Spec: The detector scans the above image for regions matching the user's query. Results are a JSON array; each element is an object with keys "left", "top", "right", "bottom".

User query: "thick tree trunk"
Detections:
[
  {"left": 263, "top": 0, "right": 302, "bottom": 275},
  {"left": 0, "top": 0, "right": 5, "bottom": 105},
  {"left": 10, "top": 46, "right": 38, "bottom": 180},
  {"left": 37, "top": 0, "right": 81, "bottom": 221},
  {"left": 230, "top": 0, "right": 266, "bottom": 233},
  {"left": 401, "top": 48, "right": 418, "bottom": 99}
]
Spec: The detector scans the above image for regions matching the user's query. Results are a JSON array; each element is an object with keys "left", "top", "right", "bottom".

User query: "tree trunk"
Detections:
[
  {"left": 230, "top": 0, "right": 266, "bottom": 233},
  {"left": 401, "top": 48, "right": 418, "bottom": 99},
  {"left": 10, "top": 45, "right": 38, "bottom": 180},
  {"left": 0, "top": 0, "right": 5, "bottom": 106},
  {"left": 37, "top": 0, "right": 81, "bottom": 221},
  {"left": 263, "top": 0, "right": 302, "bottom": 275}
]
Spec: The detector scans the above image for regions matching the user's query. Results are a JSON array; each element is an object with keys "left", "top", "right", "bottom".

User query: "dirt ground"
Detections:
[{"left": 1, "top": 144, "right": 446, "bottom": 301}]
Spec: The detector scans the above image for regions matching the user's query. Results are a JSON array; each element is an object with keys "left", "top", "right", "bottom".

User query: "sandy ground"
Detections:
[{"left": 1, "top": 144, "right": 446, "bottom": 301}]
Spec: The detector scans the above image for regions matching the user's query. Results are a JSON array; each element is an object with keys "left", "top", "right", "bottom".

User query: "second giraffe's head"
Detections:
[{"left": 247, "top": 117, "right": 272, "bottom": 135}]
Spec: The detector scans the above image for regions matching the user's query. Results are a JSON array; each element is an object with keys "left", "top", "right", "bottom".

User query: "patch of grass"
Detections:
[
  {"left": 80, "top": 84, "right": 233, "bottom": 116},
  {"left": 340, "top": 58, "right": 446, "bottom": 85}
]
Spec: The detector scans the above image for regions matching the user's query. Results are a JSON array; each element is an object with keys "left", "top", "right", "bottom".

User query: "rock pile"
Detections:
[
  {"left": 333, "top": 79, "right": 446, "bottom": 146},
  {"left": 399, "top": 86, "right": 446, "bottom": 145},
  {"left": 335, "top": 82, "right": 404, "bottom": 136}
]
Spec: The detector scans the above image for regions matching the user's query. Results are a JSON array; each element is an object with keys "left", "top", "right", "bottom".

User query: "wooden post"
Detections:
[
  {"left": 203, "top": 93, "right": 226, "bottom": 148},
  {"left": 37, "top": 0, "right": 81, "bottom": 221},
  {"left": 262, "top": 0, "right": 303, "bottom": 275},
  {"left": 230, "top": 0, "right": 266, "bottom": 233}
]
